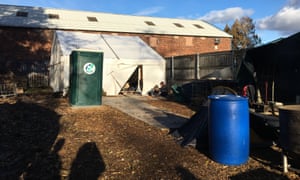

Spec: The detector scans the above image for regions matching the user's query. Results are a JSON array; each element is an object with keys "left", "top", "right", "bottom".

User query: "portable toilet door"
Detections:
[{"left": 69, "top": 50, "right": 103, "bottom": 106}]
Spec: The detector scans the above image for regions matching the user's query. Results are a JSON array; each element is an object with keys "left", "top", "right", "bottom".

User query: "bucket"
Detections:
[
  {"left": 279, "top": 105, "right": 300, "bottom": 154},
  {"left": 296, "top": 96, "right": 300, "bottom": 104},
  {"left": 208, "top": 95, "right": 249, "bottom": 165}
]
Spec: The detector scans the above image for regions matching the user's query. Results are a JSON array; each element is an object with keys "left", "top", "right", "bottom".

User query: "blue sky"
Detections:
[{"left": 1, "top": 0, "right": 300, "bottom": 43}]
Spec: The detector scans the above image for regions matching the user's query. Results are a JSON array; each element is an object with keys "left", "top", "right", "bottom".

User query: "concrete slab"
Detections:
[{"left": 102, "top": 95, "right": 188, "bottom": 129}]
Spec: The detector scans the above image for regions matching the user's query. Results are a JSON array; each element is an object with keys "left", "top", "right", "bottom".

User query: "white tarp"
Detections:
[{"left": 49, "top": 31, "right": 166, "bottom": 96}]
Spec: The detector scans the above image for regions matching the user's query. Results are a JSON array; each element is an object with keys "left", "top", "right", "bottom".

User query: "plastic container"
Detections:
[
  {"left": 208, "top": 95, "right": 249, "bottom": 165},
  {"left": 69, "top": 50, "right": 103, "bottom": 106},
  {"left": 279, "top": 105, "right": 300, "bottom": 154}
]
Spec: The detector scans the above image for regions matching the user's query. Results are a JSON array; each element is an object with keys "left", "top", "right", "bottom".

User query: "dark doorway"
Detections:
[{"left": 120, "top": 65, "right": 143, "bottom": 95}]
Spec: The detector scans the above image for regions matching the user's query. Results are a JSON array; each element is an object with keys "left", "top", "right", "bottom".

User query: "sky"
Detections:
[{"left": 1, "top": 0, "right": 300, "bottom": 43}]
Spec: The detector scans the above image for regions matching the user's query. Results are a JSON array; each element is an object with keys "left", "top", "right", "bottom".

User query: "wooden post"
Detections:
[
  {"left": 196, "top": 54, "right": 200, "bottom": 79},
  {"left": 282, "top": 151, "right": 288, "bottom": 173},
  {"left": 171, "top": 56, "right": 174, "bottom": 83},
  {"left": 265, "top": 81, "right": 268, "bottom": 104}
]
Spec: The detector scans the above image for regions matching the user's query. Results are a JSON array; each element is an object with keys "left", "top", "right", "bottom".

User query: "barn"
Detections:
[{"left": 0, "top": 4, "right": 232, "bottom": 94}]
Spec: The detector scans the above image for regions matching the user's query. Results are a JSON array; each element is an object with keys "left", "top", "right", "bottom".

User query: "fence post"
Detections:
[
  {"left": 171, "top": 56, "right": 174, "bottom": 82},
  {"left": 196, "top": 53, "right": 200, "bottom": 80}
]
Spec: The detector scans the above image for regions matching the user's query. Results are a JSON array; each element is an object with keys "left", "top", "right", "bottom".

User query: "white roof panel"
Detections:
[
  {"left": 101, "top": 34, "right": 163, "bottom": 60},
  {"left": 55, "top": 31, "right": 116, "bottom": 58},
  {"left": 0, "top": 4, "right": 232, "bottom": 38},
  {"left": 55, "top": 31, "right": 165, "bottom": 61}
]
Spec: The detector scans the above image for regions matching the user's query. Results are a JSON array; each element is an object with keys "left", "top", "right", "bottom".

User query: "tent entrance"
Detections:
[{"left": 120, "top": 65, "right": 143, "bottom": 95}]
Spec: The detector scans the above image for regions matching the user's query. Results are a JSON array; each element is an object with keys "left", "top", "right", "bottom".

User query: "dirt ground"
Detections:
[{"left": 1, "top": 94, "right": 300, "bottom": 180}]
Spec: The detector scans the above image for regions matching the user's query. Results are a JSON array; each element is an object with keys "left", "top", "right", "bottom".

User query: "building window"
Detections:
[
  {"left": 214, "top": 38, "right": 220, "bottom": 45},
  {"left": 87, "top": 16, "right": 98, "bottom": 22},
  {"left": 173, "top": 23, "right": 184, "bottom": 28},
  {"left": 48, "top": 14, "right": 59, "bottom": 19},
  {"left": 16, "top": 11, "right": 28, "bottom": 17},
  {"left": 145, "top": 21, "right": 155, "bottom": 26},
  {"left": 185, "top": 37, "right": 193, "bottom": 46},
  {"left": 149, "top": 37, "right": 158, "bottom": 47},
  {"left": 193, "top": 24, "right": 204, "bottom": 29}
]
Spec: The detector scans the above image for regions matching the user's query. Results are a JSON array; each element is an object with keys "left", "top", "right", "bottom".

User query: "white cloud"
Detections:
[
  {"left": 133, "top": 6, "right": 164, "bottom": 16},
  {"left": 199, "top": 7, "right": 254, "bottom": 24},
  {"left": 287, "top": 0, "right": 300, "bottom": 7},
  {"left": 257, "top": 0, "right": 300, "bottom": 35}
]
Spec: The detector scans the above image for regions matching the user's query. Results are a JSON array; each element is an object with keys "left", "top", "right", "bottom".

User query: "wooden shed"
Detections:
[{"left": 239, "top": 32, "right": 300, "bottom": 104}]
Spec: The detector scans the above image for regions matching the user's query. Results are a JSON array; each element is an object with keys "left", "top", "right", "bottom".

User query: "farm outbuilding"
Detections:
[
  {"left": 0, "top": 4, "right": 232, "bottom": 58},
  {"left": 0, "top": 4, "right": 232, "bottom": 93},
  {"left": 50, "top": 31, "right": 166, "bottom": 96},
  {"left": 238, "top": 32, "right": 300, "bottom": 104}
]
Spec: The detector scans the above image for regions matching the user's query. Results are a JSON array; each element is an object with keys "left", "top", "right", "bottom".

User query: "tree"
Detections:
[{"left": 224, "top": 16, "right": 261, "bottom": 50}]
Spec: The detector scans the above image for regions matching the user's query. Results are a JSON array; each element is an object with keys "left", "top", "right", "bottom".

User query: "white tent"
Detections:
[{"left": 49, "top": 31, "right": 166, "bottom": 96}]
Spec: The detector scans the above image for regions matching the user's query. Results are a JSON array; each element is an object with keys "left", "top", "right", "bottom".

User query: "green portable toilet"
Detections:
[{"left": 69, "top": 50, "right": 103, "bottom": 106}]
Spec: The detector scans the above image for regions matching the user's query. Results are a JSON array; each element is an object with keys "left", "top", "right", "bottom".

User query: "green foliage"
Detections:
[{"left": 224, "top": 16, "right": 261, "bottom": 50}]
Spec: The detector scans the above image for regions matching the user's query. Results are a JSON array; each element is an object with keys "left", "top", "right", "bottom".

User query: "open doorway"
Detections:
[{"left": 119, "top": 65, "right": 143, "bottom": 95}]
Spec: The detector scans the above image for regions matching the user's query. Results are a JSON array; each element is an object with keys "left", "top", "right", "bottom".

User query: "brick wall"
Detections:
[
  {"left": 100, "top": 32, "right": 232, "bottom": 57},
  {"left": 140, "top": 34, "right": 231, "bottom": 57},
  {"left": 0, "top": 27, "right": 231, "bottom": 62},
  {"left": 0, "top": 27, "right": 53, "bottom": 87},
  {"left": 0, "top": 27, "right": 53, "bottom": 62}
]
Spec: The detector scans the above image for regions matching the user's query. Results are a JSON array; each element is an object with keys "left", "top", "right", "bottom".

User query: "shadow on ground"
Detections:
[
  {"left": 69, "top": 142, "right": 105, "bottom": 180},
  {"left": 0, "top": 100, "right": 60, "bottom": 179},
  {"left": 230, "top": 168, "right": 289, "bottom": 180},
  {"left": 250, "top": 145, "right": 300, "bottom": 175}
]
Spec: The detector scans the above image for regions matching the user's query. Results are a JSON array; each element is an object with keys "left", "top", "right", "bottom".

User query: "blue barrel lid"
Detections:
[{"left": 208, "top": 94, "right": 248, "bottom": 101}]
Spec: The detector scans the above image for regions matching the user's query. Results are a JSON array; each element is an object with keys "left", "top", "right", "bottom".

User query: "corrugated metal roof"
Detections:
[{"left": 0, "top": 4, "right": 232, "bottom": 38}]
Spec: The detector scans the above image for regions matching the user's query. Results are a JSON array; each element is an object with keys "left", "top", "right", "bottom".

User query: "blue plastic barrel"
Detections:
[{"left": 208, "top": 95, "right": 249, "bottom": 165}]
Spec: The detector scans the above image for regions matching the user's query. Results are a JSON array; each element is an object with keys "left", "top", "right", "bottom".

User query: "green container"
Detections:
[{"left": 69, "top": 50, "right": 103, "bottom": 106}]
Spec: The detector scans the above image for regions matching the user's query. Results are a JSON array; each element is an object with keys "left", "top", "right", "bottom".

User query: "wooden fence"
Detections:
[{"left": 165, "top": 50, "right": 245, "bottom": 86}]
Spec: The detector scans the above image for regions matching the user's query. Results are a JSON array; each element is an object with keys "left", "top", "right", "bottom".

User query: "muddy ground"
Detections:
[{"left": 0, "top": 94, "right": 299, "bottom": 179}]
